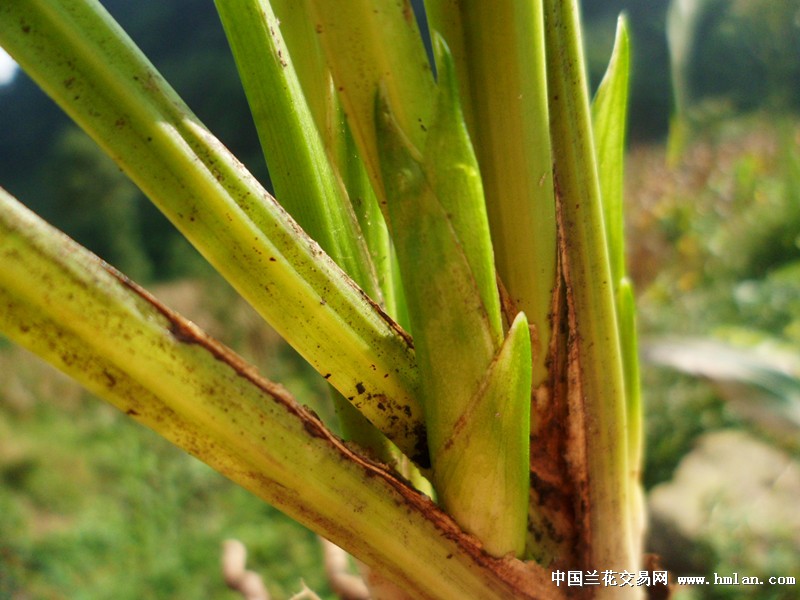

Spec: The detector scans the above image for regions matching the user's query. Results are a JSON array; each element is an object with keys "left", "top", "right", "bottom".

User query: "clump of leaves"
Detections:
[{"left": 0, "top": 1, "right": 643, "bottom": 596}]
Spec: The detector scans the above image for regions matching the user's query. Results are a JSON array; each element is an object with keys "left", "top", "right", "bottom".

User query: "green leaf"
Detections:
[
  {"left": 592, "top": 14, "right": 630, "bottom": 290},
  {"left": 214, "top": 0, "right": 380, "bottom": 302},
  {"left": 422, "top": 34, "right": 503, "bottom": 344},
  {"left": 433, "top": 312, "right": 532, "bottom": 557},
  {"left": 268, "top": 0, "right": 331, "bottom": 138},
  {"left": 375, "top": 39, "right": 529, "bottom": 557},
  {"left": 0, "top": 0, "right": 425, "bottom": 463},
  {"left": 618, "top": 277, "right": 644, "bottom": 544},
  {"left": 263, "top": 0, "right": 403, "bottom": 330},
  {"left": 592, "top": 20, "right": 644, "bottom": 551},
  {"left": 374, "top": 84, "right": 497, "bottom": 441},
  {"left": 214, "top": 0, "right": 399, "bottom": 458},
  {"left": 308, "top": 0, "right": 436, "bottom": 199},
  {"left": 425, "top": 0, "right": 557, "bottom": 388}
]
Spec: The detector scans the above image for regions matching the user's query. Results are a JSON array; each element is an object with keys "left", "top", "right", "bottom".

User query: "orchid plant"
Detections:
[{"left": 0, "top": 1, "right": 642, "bottom": 597}]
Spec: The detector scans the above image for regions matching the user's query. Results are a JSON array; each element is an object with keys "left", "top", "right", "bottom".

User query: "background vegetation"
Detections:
[
  {"left": 1, "top": 0, "right": 799, "bottom": 598},
  {"left": 628, "top": 115, "right": 800, "bottom": 600}
]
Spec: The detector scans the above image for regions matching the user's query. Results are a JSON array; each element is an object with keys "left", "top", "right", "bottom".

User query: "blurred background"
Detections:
[{"left": 1, "top": 1, "right": 799, "bottom": 598}]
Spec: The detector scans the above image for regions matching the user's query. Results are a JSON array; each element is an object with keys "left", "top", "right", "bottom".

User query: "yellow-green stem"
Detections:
[{"left": 544, "top": 0, "right": 640, "bottom": 583}]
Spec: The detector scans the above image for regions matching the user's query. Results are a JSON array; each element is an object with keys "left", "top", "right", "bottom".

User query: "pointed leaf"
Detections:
[
  {"left": 434, "top": 312, "right": 532, "bottom": 557},
  {"left": 426, "top": 0, "right": 557, "bottom": 387},
  {"left": 424, "top": 34, "right": 503, "bottom": 343},
  {"left": 375, "top": 49, "right": 529, "bottom": 557},
  {"left": 592, "top": 14, "right": 630, "bottom": 289},
  {"left": 374, "top": 85, "right": 496, "bottom": 451}
]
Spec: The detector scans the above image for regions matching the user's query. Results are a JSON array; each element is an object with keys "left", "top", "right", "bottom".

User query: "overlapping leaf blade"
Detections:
[{"left": 0, "top": 0, "right": 426, "bottom": 462}]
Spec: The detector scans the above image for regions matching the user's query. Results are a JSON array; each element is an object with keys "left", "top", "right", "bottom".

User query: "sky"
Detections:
[{"left": 0, "top": 48, "right": 18, "bottom": 86}]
